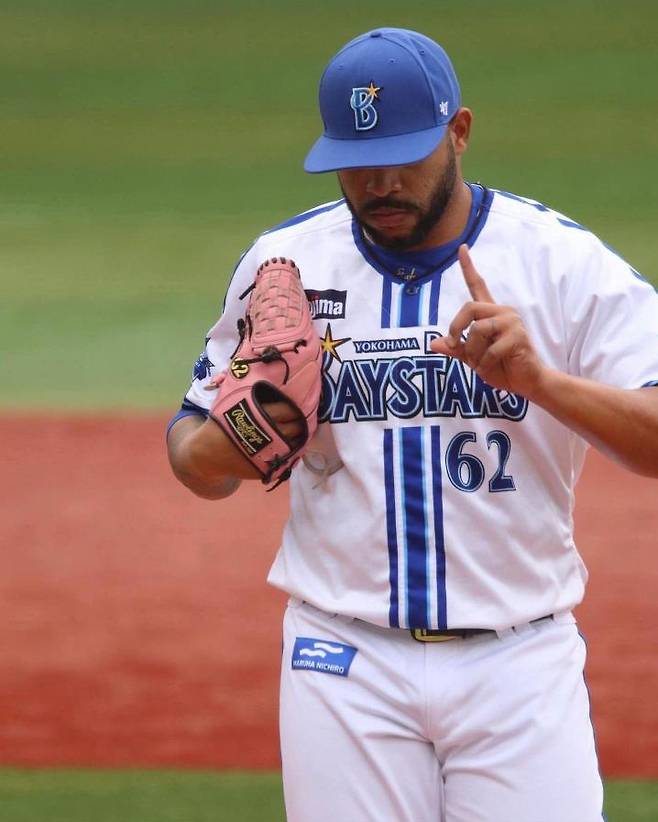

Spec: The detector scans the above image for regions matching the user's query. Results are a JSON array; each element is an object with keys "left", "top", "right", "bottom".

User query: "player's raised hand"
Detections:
[{"left": 430, "top": 244, "right": 545, "bottom": 397}]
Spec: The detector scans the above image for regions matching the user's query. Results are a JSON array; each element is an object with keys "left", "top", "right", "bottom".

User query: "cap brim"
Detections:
[{"left": 303, "top": 124, "right": 447, "bottom": 174}]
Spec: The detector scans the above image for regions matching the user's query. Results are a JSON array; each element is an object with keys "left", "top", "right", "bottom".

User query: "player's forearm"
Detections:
[
  {"left": 167, "top": 415, "right": 259, "bottom": 499},
  {"left": 528, "top": 370, "right": 658, "bottom": 477}
]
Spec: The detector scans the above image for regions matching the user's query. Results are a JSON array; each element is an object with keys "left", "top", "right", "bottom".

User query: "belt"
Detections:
[{"left": 410, "top": 614, "right": 554, "bottom": 643}]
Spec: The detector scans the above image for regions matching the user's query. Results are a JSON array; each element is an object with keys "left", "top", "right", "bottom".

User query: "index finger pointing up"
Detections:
[{"left": 458, "top": 244, "right": 495, "bottom": 304}]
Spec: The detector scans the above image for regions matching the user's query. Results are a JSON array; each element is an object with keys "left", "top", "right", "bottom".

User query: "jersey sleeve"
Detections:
[
  {"left": 172, "top": 240, "right": 264, "bottom": 420},
  {"left": 564, "top": 239, "right": 658, "bottom": 389}
]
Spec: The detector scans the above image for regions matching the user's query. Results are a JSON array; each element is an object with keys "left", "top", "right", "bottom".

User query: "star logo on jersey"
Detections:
[{"left": 320, "top": 323, "right": 351, "bottom": 363}]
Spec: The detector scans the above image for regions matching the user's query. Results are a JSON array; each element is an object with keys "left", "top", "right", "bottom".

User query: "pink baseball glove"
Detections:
[{"left": 210, "top": 257, "right": 322, "bottom": 487}]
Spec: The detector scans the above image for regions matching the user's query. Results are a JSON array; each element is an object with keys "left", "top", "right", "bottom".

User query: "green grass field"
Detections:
[
  {"left": 2, "top": 0, "right": 657, "bottom": 409},
  {"left": 0, "top": 769, "right": 657, "bottom": 822},
  {"left": 2, "top": 1, "right": 657, "bottom": 817}
]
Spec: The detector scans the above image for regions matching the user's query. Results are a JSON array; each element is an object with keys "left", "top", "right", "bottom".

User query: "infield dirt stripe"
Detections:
[{"left": 0, "top": 414, "right": 656, "bottom": 774}]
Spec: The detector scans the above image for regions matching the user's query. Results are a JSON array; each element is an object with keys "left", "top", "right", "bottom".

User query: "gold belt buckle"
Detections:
[{"left": 411, "top": 628, "right": 459, "bottom": 643}]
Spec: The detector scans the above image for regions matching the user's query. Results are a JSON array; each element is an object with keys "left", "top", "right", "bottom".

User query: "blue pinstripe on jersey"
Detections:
[
  {"left": 429, "top": 273, "right": 442, "bottom": 325},
  {"left": 381, "top": 277, "right": 393, "bottom": 329},
  {"left": 383, "top": 426, "right": 448, "bottom": 629},
  {"left": 430, "top": 426, "right": 447, "bottom": 628},
  {"left": 383, "top": 429, "right": 400, "bottom": 628},
  {"left": 401, "top": 427, "right": 430, "bottom": 627},
  {"left": 401, "top": 281, "right": 430, "bottom": 626},
  {"left": 399, "top": 283, "right": 422, "bottom": 328}
]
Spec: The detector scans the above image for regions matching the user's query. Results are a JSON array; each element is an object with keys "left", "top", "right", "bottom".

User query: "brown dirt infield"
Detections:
[{"left": 0, "top": 415, "right": 656, "bottom": 776}]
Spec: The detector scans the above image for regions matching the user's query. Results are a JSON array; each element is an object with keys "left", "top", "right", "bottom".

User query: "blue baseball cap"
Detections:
[{"left": 304, "top": 28, "right": 461, "bottom": 174}]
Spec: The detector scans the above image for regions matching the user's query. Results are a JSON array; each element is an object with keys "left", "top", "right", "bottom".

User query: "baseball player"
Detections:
[{"left": 167, "top": 28, "right": 658, "bottom": 822}]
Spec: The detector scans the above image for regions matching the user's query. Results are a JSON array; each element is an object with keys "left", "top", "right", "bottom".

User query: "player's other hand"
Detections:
[
  {"left": 431, "top": 244, "right": 545, "bottom": 398},
  {"left": 263, "top": 401, "right": 306, "bottom": 447}
]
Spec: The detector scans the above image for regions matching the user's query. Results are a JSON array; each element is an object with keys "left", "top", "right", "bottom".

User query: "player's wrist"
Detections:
[{"left": 523, "top": 366, "right": 566, "bottom": 408}]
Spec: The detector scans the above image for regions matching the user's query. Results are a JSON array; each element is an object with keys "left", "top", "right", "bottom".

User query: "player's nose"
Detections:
[{"left": 365, "top": 167, "right": 403, "bottom": 198}]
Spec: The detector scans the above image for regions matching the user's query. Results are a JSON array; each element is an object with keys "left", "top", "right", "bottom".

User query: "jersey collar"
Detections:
[{"left": 351, "top": 183, "right": 493, "bottom": 285}]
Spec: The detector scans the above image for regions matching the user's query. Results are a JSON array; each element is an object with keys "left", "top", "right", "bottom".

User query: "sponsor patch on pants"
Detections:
[{"left": 292, "top": 637, "right": 358, "bottom": 677}]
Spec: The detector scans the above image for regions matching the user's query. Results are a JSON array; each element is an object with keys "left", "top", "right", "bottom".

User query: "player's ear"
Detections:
[{"left": 449, "top": 108, "right": 472, "bottom": 156}]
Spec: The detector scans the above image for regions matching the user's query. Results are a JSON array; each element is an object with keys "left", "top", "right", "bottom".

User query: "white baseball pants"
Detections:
[{"left": 279, "top": 599, "right": 604, "bottom": 822}]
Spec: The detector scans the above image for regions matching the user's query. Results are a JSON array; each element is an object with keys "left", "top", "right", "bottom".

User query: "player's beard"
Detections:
[{"left": 340, "top": 142, "right": 458, "bottom": 251}]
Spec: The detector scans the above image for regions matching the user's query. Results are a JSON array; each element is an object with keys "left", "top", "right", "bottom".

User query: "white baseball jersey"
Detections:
[{"left": 177, "top": 184, "right": 658, "bottom": 631}]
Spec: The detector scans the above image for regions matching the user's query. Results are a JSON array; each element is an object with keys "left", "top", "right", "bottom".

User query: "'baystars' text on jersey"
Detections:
[{"left": 180, "top": 186, "right": 658, "bottom": 631}]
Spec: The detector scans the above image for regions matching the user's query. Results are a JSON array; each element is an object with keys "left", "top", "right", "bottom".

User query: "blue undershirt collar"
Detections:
[{"left": 351, "top": 183, "right": 491, "bottom": 285}]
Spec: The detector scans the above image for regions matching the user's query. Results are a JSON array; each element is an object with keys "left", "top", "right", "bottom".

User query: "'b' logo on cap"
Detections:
[{"left": 350, "top": 81, "right": 382, "bottom": 131}]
